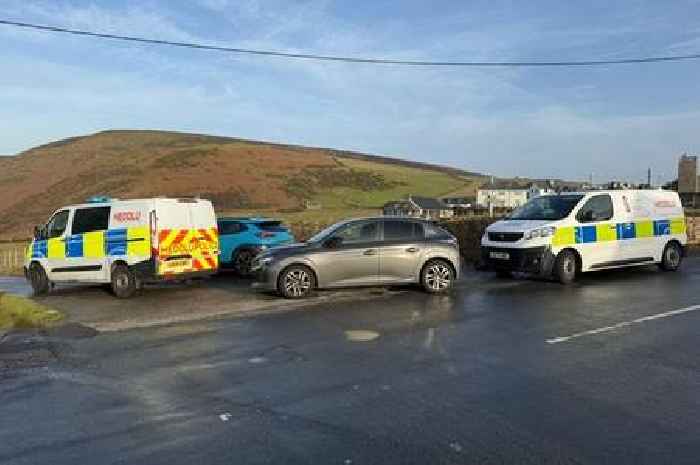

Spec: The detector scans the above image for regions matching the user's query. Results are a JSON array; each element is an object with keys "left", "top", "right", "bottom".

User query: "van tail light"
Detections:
[
  {"left": 149, "top": 210, "right": 159, "bottom": 260},
  {"left": 256, "top": 231, "right": 275, "bottom": 239}
]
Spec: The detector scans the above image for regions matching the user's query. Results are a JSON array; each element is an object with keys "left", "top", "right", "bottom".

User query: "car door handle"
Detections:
[
  {"left": 406, "top": 247, "right": 420, "bottom": 253},
  {"left": 363, "top": 249, "right": 377, "bottom": 256}
]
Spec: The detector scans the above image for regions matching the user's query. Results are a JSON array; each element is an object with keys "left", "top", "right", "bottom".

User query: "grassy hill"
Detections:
[{"left": 0, "top": 130, "right": 485, "bottom": 239}]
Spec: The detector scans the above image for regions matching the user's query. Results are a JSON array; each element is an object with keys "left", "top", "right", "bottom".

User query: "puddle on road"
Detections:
[{"left": 344, "top": 330, "right": 380, "bottom": 342}]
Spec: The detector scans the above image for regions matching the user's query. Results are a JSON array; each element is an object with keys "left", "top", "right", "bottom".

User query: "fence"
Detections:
[{"left": 0, "top": 243, "right": 27, "bottom": 275}]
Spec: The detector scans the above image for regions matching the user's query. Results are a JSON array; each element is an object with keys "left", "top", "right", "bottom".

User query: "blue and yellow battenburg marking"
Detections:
[
  {"left": 553, "top": 217, "right": 686, "bottom": 246},
  {"left": 30, "top": 227, "right": 151, "bottom": 259}
]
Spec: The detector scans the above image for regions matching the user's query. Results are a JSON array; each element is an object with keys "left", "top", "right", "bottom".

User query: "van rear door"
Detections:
[
  {"left": 188, "top": 200, "right": 219, "bottom": 273},
  {"left": 156, "top": 199, "right": 218, "bottom": 276}
]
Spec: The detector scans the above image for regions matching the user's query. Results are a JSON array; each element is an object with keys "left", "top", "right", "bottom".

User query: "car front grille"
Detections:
[{"left": 488, "top": 232, "right": 524, "bottom": 242}]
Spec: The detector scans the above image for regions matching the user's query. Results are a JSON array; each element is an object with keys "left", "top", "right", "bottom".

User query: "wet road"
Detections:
[{"left": 2, "top": 260, "right": 700, "bottom": 464}]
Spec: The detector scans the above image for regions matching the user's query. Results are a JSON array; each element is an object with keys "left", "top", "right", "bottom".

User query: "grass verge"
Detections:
[{"left": 0, "top": 292, "right": 63, "bottom": 330}]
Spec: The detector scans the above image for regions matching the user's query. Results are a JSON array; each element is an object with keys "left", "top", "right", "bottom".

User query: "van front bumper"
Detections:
[{"left": 480, "top": 245, "right": 555, "bottom": 276}]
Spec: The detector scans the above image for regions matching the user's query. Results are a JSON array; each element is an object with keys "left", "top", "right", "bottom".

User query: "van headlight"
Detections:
[{"left": 523, "top": 226, "right": 556, "bottom": 240}]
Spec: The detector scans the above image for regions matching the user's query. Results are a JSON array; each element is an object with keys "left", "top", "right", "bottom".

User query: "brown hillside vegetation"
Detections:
[{"left": 0, "top": 130, "right": 483, "bottom": 239}]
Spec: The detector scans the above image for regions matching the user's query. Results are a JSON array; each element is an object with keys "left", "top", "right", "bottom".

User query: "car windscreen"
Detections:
[
  {"left": 307, "top": 222, "right": 345, "bottom": 243},
  {"left": 506, "top": 195, "right": 584, "bottom": 221}
]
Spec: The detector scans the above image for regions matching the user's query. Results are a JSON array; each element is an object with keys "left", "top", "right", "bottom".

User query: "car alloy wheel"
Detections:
[
  {"left": 424, "top": 261, "right": 452, "bottom": 292},
  {"left": 283, "top": 268, "right": 312, "bottom": 298}
]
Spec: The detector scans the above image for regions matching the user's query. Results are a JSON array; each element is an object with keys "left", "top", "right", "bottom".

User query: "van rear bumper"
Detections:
[
  {"left": 480, "top": 245, "right": 555, "bottom": 276},
  {"left": 130, "top": 258, "right": 216, "bottom": 282}
]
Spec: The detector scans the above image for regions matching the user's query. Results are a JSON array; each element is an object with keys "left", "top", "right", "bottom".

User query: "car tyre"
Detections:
[
  {"left": 496, "top": 270, "right": 512, "bottom": 279},
  {"left": 278, "top": 265, "right": 315, "bottom": 299},
  {"left": 111, "top": 264, "right": 137, "bottom": 299},
  {"left": 421, "top": 259, "right": 454, "bottom": 294},
  {"left": 659, "top": 242, "right": 682, "bottom": 272},
  {"left": 554, "top": 249, "right": 577, "bottom": 284},
  {"left": 29, "top": 263, "right": 50, "bottom": 296},
  {"left": 233, "top": 248, "right": 257, "bottom": 277}
]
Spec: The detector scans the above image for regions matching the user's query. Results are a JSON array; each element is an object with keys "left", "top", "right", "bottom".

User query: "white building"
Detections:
[{"left": 477, "top": 182, "right": 529, "bottom": 208}]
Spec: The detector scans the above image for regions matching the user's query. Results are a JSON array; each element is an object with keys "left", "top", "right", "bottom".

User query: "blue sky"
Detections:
[{"left": 2, "top": 0, "right": 700, "bottom": 182}]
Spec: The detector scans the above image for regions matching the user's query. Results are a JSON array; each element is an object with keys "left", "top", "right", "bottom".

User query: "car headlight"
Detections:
[{"left": 523, "top": 226, "right": 556, "bottom": 240}]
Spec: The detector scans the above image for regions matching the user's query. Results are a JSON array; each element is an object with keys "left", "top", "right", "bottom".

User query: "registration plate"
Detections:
[{"left": 489, "top": 251, "right": 510, "bottom": 260}]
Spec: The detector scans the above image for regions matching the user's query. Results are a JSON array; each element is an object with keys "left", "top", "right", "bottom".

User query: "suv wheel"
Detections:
[
  {"left": 111, "top": 264, "right": 137, "bottom": 299},
  {"left": 421, "top": 259, "right": 454, "bottom": 293},
  {"left": 278, "top": 265, "right": 315, "bottom": 299},
  {"left": 234, "top": 248, "right": 257, "bottom": 276},
  {"left": 659, "top": 242, "right": 682, "bottom": 271},
  {"left": 554, "top": 249, "right": 577, "bottom": 284},
  {"left": 29, "top": 263, "right": 50, "bottom": 296}
]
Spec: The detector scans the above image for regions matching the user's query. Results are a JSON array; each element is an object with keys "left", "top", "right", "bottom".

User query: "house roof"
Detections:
[{"left": 410, "top": 196, "right": 447, "bottom": 209}]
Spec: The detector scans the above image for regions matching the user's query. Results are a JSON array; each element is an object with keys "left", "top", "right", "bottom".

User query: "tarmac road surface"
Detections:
[{"left": 1, "top": 259, "right": 699, "bottom": 464}]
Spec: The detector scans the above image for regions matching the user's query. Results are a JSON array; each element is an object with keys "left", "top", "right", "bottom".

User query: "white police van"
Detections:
[
  {"left": 481, "top": 190, "right": 687, "bottom": 283},
  {"left": 24, "top": 197, "right": 219, "bottom": 298}
]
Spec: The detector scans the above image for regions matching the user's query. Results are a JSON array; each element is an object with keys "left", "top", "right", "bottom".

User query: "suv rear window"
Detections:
[
  {"left": 219, "top": 221, "right": 247, "bottom": 235},
  {"left": 258, "top": 221, "right": 287, "bottom": 232}
]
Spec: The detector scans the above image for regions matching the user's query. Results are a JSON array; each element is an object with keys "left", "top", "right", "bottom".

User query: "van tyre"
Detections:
[
  {"left": 554, "top": 250, "right": 577, "bottom": 284},
  {"left": 111, "top": 264, "right": 137, "bottom": 299},
  {"left": 422, "top": 259, "right": 454, "bottom": 293},
  {"left": 660, "top": 242, "right": 682, "bottom": 272},
  {"left": 278, "top": 265, "right": 315, "bottom": 299},
  {"left": 29, "top": 263, "right": 50, "bottom": 296}
]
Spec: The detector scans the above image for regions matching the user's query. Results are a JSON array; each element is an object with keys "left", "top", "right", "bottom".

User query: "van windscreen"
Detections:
[{"left": 506, "top": 195, "right": 584, "bottom": 221}]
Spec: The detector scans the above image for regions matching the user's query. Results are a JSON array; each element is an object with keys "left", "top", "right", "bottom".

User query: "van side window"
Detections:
[
  {"left": 72, "top": 207, "right": 111, "bottom": 235},
  {"left": 47, "top": 210, "right": 70, "bottom": 238},
  {"left": 576, "top": 195, "right": 614, "bottom": 223}
]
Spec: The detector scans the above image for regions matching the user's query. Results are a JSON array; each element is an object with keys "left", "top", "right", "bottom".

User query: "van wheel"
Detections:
[
  {"left": 111, "top": 264, "right": 137, "bottom": 299},
  {"left": 278, "top": 265, "right": 315, "bottom": 299},
  {"left": 233, "top": 248, "right": 256, "bottom": 276},
  {"left": 29, "top": 263, "right": 50, "bottom": 296},
  {"left": 421, "top": 259, "right": 454, "bottom": 293},
  {"left": 554, "top": 250, "right": 577, "bottom": 284},
  {"left": 659, "top": 242, "right": 682, "bottom": 271}
]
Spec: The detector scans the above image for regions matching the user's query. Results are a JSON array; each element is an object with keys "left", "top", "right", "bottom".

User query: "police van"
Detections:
[
  {"left": 481, "top": 190, "right": 687, "bottom": 283},
  {"left": 24, "top": 197, "right": 219, "bottom": 298}
]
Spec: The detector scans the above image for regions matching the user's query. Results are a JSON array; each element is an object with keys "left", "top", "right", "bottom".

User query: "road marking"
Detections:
[{"left": 546, "top": 304, "right": 700, "bottom": 344}]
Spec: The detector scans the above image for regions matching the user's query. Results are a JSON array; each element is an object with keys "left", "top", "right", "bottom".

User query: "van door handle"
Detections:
[
  {"left": 406, "top": 247, "right": 419, "bottom": 253},
  {"left": 363, "top": 249, "right": 377, "bottom": 256}
]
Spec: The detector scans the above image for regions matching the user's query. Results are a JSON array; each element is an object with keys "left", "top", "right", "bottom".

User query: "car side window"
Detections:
[
  {"left": 383, "top": 220, "right": 423, "bottom": 241},
  {"left": 335, "top": 221, "right": 379, "bottom": 244},
  {"left": 576, "top": 195, "right": 614, "bottom": 223},
  {"left": 47, "top": 210, "right": 70, "bottom": 238},
  {"left": 72, "top": 207, "right": 110, "bottom": 234},
  {"left": 219, "top": 222, "right": 247, "bottom": 235}
]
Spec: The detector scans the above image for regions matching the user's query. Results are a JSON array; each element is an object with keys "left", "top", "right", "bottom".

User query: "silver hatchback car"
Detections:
[{"left": 251, "top": 217, "right": 461, "bottom": 298}]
